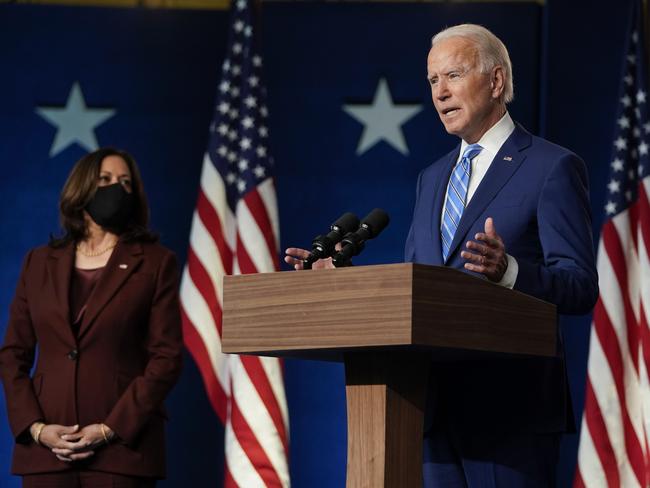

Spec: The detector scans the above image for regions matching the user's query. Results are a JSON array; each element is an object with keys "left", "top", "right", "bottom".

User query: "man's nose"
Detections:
[{"left": 434, "top": 79, "right": 450, "bottom": 101}]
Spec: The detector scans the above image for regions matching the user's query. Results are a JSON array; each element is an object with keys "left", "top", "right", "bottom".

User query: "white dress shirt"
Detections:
[{"left": 441, "top": 111, "right": 519, "bottom": 288}]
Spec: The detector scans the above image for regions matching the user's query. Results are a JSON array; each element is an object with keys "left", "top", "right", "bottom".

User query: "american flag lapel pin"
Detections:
[{"left": 503, "top": 156, "right": 513, "bottom": 161}]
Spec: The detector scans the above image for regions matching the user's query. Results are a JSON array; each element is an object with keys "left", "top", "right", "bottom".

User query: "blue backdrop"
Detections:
[{"left": 0, "top": 1, "right": 636, "bottom": 486}]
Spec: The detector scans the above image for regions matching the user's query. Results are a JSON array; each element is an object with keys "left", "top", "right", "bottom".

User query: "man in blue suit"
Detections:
[
  {"left": 285, "top": 23, "right": 598, "bottom": 487},
  {"left": 408, "top": 24, "right": 598, "bottom": 487}
]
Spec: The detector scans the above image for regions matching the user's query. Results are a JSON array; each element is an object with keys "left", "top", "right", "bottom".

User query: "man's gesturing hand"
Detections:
[
  {"left": 460, "top": 217, "right": 508, "bottom": 282},
  {"left": 284, "top": 247, "right": 335, "bottom": 270}
]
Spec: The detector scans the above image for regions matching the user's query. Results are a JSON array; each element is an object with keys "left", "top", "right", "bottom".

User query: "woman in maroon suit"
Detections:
[{"left": 0, "top": 148, "right": 183, "bottom": 487}]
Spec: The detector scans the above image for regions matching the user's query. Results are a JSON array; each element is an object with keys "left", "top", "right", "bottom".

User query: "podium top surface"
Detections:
[{"left": 221, "top": 263, "right": 557, "bottom": 360}]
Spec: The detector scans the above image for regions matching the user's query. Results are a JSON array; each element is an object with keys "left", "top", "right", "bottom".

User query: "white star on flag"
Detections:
[
  {"left": 611, "top": 158, "right": 624, "bottom": 171},
  {"left": 239, "top": 137, "right": 251, "bottom": 149},
  {"left": 607, "top": 179, "right": 621, "bottom": 193}
]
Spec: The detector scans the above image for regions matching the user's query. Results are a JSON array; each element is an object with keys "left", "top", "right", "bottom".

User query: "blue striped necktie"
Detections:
[{"left": 441, "top": 143, "right": 482, "bottom": 261}]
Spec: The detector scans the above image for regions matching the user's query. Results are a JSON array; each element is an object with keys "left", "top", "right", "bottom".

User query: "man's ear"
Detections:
[{"left": 491, "top": 66, "right": 505, "bottom": 99}]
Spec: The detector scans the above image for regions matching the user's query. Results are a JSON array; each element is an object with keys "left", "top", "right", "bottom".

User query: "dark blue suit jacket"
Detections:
[{"left": 405, "top": 123, "right": 598, "bottom": 433}]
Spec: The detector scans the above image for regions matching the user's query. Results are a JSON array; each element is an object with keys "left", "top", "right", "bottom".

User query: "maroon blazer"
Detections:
[{"left": 0, "top": 240, "right": 183, "bottom": 478}]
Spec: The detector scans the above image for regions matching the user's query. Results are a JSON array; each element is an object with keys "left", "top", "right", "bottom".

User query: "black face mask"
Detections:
[{"left": 85, "top": 183, "right": 134, "bottom": 231}]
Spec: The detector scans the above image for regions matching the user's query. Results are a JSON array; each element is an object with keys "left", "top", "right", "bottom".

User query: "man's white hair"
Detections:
[{"left": 431, "top": 24, "right": 514, "bottom": 104}]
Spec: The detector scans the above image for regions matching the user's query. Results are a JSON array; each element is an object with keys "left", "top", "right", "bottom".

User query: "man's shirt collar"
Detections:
[{"left": 459, "top": 111, "right": 515, "bottom": 158}]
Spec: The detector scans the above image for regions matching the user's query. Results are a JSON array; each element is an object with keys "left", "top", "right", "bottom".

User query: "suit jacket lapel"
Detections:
[
  {"left": 46, "top": 243, "right": 76, "bottom": 345},
  {"left": 77, "top": 240, "right": 143, "bottom": 339},
  {"left": 446, "top": 124, "right": 532, "bottom": 261},
  {"left": 429, "top": 149, "right": 459, "bottom": 264}
]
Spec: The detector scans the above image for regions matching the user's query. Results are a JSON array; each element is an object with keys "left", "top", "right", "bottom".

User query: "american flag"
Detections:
[
  {"left": 574, "top": 2, "right": 650, "bottom": 487},
  {"left": 180, "top": 0, "right": 290, "bottom": 486}
]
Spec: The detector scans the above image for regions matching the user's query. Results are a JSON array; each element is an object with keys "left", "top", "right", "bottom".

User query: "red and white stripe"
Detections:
[
  {"left": 575, "top": 176, "right": 650, "bottom": 487},
  {"left": 181, "top": 153, "right": 290, "bottom": 487}
]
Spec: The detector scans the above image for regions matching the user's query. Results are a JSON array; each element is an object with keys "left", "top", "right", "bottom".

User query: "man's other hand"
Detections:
[{"left": 461, "top": 217, "right": 508, "bottom": 282}]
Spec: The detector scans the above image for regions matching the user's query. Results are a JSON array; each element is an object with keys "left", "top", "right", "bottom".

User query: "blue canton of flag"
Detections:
[
  {"left": 209, "top": 0, "right": 274, "bottom": 211},
  {"left": 606, "top": 25, "right": 649, "bottom": 217}
]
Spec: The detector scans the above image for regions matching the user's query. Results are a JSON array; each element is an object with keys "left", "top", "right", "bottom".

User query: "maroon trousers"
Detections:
[{"left": 22, "top": 470, "right": 156, "bottom": 488}]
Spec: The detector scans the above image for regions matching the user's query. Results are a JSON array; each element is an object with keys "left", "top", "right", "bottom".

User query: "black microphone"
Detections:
[
  {"left": 303, "top": 212, "right": 360, "bottom": 269},
  {"left": 332, "top": 208, "right": 390, "bottom": 267}
]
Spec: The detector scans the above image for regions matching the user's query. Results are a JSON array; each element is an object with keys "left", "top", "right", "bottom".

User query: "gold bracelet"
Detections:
[
  {"left": 100, "top": 423, "right": 109, "bottom": 444},
  {"left": 33, "top": 422, "right": 45, "bottom": 445}
]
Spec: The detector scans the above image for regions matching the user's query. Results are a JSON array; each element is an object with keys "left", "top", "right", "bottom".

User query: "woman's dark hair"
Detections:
[{"left": 49, "top": 147, "right": 158, "bottom": 247}]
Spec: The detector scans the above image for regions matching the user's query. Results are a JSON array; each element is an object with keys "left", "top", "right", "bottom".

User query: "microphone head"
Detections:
[
  {"left": 361, "top": 208, "right": 390, "bottom": 238},
  {"left": 332, "top": 212, "right": 360, "bottom": 234}
]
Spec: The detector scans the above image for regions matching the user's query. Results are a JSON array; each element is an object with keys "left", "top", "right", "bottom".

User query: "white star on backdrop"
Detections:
[
  {"left": 35, "top": 82, "right": 115, "bottom": 157},
  {"left": 343, "top": 78, "right": 422, "bottom": 156}
]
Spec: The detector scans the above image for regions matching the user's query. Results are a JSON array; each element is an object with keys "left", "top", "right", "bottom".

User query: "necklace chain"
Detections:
[{"left": 76, "top": 242, "right": 117, "bottom": 257}]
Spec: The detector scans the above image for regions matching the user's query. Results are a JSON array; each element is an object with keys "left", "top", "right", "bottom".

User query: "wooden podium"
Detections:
[{"left": 221, "top": 263, "right": 556, "bottom": 488}]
